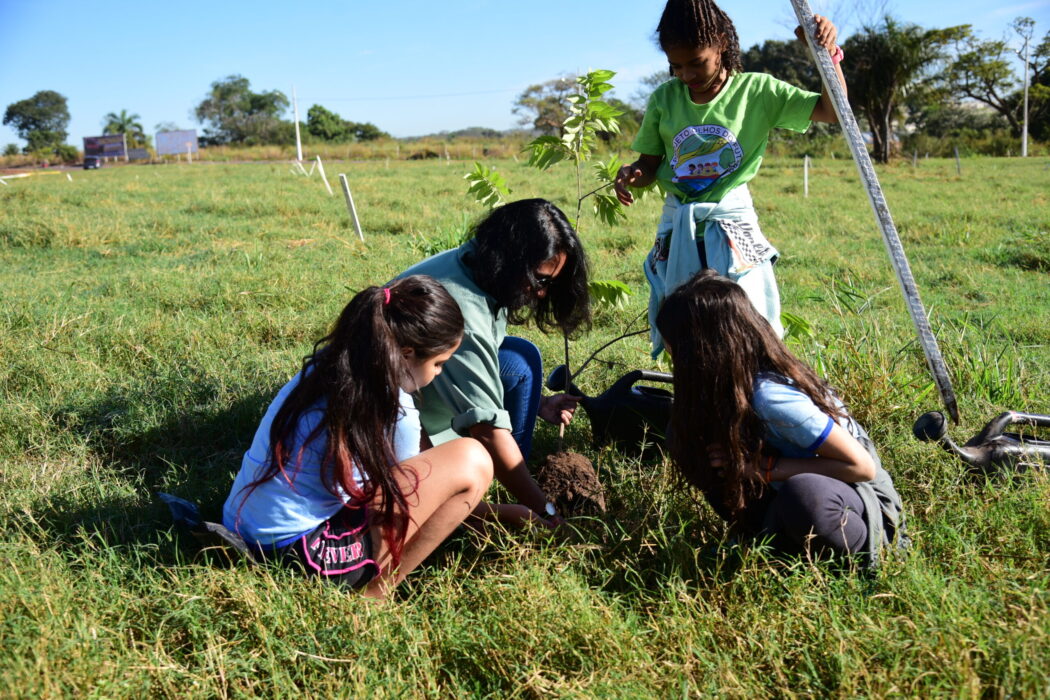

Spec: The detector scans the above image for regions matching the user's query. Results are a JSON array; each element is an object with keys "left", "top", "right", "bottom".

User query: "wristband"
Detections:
[
  {"left": 764, "top": 455, "right": 777, "bottom": 484},
  {"left": 830, "top": 45, "right": 844, "bottom": 65}
]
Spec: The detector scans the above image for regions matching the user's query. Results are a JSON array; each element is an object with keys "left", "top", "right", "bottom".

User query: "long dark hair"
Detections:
[
  {"left": 464, "top": 198, "right": 591, "bottom": 337},
  {"left": 656, "top": 270, "right": 844, "bottom": 521},
  {"left": 656, "top": 0, "right": 743, "bottom": 75},
  {"left": 243, "top": 275, "right": 463, "bottom": 565}
]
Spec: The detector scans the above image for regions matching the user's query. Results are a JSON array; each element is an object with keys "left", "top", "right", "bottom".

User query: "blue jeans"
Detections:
[{"left": 498, "top": 336, "right": 543, "bottom": 461}]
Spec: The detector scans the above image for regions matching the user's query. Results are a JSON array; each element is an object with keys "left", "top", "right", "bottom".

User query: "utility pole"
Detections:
[
  {"left": 292, "top": 85, "right": 303, "bottom": 163},
  {"left": 1021, "top": 33, "right": 1030, "bottom": 158},
  {"left": 1013, "top": 17, "right": 1035, "bottom": 158}
]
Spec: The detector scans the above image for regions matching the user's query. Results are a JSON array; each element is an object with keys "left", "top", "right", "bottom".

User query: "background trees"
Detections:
[
  {"left": 305, "top": 105, "right": 388, "bottom": 142},
  {"left": 513, "top": 77, "right": 578, "bottom": 135},
  {"left": 102, "top": 109, "right": 148, "bottom": 148},
  {"left": 742, "top": 38, "right": 821, "bottom": 92},
  {"left": 3, "top": 90, "right": 70, "bottom": 154},
  {"left": 194, "top": 75, "right": 289, "bottom": 145},
  {"left": 514, "top": 76, "right": 640, "bottom": 144},
  {"left": 842, "top": 18, "right": 964, "bottom": 163}
]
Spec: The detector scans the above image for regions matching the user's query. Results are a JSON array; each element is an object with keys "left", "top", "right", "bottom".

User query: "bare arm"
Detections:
[
  {"left": 797, "top": 15, "right": 847, "bottom": 124},
  {"left": 766, "top": 423, "right": 877, "bottom": 483},
  {"left": 706, "top": 422, "right": 876, "bottom": 485},
  {"left": 467, "top": 422, "right": 552, "bottom": 516}
]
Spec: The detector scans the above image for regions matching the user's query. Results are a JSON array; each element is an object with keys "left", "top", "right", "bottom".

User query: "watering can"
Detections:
[
  {"left": 547, "top": 365, "right": 673, "bottom": 452},
  {"left": 912, "top": 410, "right": 1050, "bottom": 475}
]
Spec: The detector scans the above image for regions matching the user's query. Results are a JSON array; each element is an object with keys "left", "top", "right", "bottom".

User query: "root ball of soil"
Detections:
[{"left": 535, "top": 451, "right": 606, "bottom": 515}]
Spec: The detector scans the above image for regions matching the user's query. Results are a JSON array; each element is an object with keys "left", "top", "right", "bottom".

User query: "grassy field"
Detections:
[{"left": 1, "top": 155, "right": 1048, "bottom": 697}]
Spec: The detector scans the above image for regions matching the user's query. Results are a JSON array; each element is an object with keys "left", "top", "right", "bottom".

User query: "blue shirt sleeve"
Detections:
[{"left": 753, "top": 376, "right": 835, "bottom": 457}]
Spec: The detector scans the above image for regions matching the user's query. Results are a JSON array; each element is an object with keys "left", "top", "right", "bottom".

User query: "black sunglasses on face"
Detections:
[{"left": 532, "top": 273, "right": 555, "bottom": 290}]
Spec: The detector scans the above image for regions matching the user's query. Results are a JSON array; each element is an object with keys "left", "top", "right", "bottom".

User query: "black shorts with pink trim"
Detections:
[{"left": 265, "top": 506, "right": 378, "bottom": 590}]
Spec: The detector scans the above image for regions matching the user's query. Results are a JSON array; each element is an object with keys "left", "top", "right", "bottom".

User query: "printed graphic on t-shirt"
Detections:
[{"left": 670, "top": 125, "right": 744, "bottom": 195}]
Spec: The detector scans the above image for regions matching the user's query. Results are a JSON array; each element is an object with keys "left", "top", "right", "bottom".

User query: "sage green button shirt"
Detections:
[{"left": 397, "top": 242, "right": 512, "bottom": 445}]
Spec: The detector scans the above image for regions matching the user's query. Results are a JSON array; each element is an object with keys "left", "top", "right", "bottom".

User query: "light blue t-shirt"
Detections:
[
  {"left": 222, "top": 373, "right": 421, "bottom": 547},
  {"left": 753, "top": 373, "right": 868, "bottom": 458}
]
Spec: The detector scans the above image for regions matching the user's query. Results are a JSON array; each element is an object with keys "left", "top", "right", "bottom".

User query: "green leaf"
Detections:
[
  {"left": 593, "top": 157, "right": 623, "bottom": 183},
  {"left": 589, "top": 279, "right": 633, "bottom": 308},
  {"left": 587, "top": 69, "right": 616, "bottom": 83},
  {"left": 463, "top": 161, "right": 511, "bottom": 208},
  {"left": 525, "top": 136, "right": 569, "bottom": 170},
  {"left": 781, "top": 311, "right": 815, "bottom": 342},
  {"left": 588, "top": 101, "right": 623, "bottom": 120},
  {"left": 593, "top": 193, "right": 626, "bottom": 226}
]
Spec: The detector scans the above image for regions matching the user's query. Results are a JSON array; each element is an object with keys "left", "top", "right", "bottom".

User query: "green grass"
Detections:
[{"left": 1, "top": 156, "right": 1049, "bottom": 697}]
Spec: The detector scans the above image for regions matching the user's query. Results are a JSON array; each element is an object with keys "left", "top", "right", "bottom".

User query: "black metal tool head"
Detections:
[
  {"left": 546, "top": 364, "right": 586, "bottom": 397},
  {"left": 913, "top": 411, "right": 948, "bottom": 442}
]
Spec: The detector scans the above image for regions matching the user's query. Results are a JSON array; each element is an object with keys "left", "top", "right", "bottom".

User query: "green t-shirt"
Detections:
[{"left": 632, "top": 72, "right": 819, "bottom": 203}]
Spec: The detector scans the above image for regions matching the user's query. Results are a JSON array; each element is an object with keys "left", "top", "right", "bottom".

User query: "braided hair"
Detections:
[{"left": 656, "top": 0, "right": 743, "bottom": 75}]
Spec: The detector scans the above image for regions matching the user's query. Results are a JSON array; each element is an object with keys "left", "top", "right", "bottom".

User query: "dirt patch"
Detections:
[{"left": 535, "top": 451, "right": 606, "bottom": 515}]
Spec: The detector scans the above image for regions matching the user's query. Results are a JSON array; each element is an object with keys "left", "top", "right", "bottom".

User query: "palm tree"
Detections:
[
  {"left": 102, "top": 109, "right": 147, "bottom": 148},
  {"left": 843, "top": 18, "right": 965, "bottom": 163}
]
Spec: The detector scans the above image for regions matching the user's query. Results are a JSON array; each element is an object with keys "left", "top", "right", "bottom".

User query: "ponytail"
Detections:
[{"left": 243, "top": 275, "right": 463, "bottom": 566}]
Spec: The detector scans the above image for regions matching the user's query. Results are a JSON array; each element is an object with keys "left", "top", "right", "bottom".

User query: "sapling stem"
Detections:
[
  {"left": 579, "top": 181, "right": 613, "bottom": 203},
  {"left": 574, "top": 327, "right": 650, "bottom": 379},
  {"left": 559, "top": 309, "right": 650, "bottom": 389},
  {"left": 560, "top": 330, "right": 571, "bottom": 453}
]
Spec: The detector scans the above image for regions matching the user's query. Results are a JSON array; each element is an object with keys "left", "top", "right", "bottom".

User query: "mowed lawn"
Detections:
[{"left": 1, "top": 155, "right": 1048, "bottom": 697}]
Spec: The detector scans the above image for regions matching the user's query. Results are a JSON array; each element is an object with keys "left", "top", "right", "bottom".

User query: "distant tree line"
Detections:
[
  {"left": 193, "top": 75, "right": 389, "bottom": 147},
  {"left": 2, "top": 74, "right": 393, "bottom": 159}
]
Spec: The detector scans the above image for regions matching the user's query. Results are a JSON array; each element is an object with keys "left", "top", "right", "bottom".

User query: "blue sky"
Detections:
[{"left": 2, "top": 0, "right": 1048, "bottom": 148}]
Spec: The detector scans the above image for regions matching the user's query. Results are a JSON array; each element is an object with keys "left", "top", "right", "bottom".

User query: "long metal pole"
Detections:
[{"left": 789, "top": 0, "right": 960, "bottom": 423}]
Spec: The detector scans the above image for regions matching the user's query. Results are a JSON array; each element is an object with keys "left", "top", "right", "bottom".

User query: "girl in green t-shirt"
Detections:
[{"left": 613, "top": 0, "right": 846, "bottom": 355}]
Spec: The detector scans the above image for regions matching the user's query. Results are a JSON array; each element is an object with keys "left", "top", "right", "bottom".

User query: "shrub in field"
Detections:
[
  {"left": 999, "top": 230, "right": 1050, "bottom": 272},
  {"left": 54, "top": 144, "right": 78, "bottom": 164},
  {"left": 410, "top": 214, "right": 473, "bottom": 257}
]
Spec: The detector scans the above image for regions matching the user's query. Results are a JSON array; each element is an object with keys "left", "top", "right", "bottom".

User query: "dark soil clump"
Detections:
[{"left": 535, "top": 451, "right": 606, "bottom": 515}]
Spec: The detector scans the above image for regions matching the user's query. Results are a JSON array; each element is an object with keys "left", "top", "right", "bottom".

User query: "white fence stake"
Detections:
[
  {"left": 953, "top": 146, "right": 962, "bottom": 176},
  {"left": 292, "top": 85, "right": 303, "bottom": 163},
  {"left": 338, "top": 174, "right": 365, "bottom": 242},
  {"left": 316, "top": 156, "right": 333, "bottom": 196},
  {"left": 803, "top": 155, "right": 809, "bottom": 197}
]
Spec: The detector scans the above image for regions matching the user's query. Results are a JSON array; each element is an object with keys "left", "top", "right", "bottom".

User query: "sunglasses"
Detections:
[{"left": 532, "top": 273, "right": 555, "bottom": 291}]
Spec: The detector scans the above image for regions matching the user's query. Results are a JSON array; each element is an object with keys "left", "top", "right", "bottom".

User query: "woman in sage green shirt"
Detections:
[{"left": 398, "top": 199, "right": 590, "bottom": 527}]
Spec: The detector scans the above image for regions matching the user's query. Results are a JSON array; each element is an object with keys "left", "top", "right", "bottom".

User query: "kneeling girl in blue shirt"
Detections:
[
  {"left": 223, "top": 275, "right": 493, "bottom": 597},
  {"left": 656, "top": 270, "right": 907, "bottom": 566}
]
